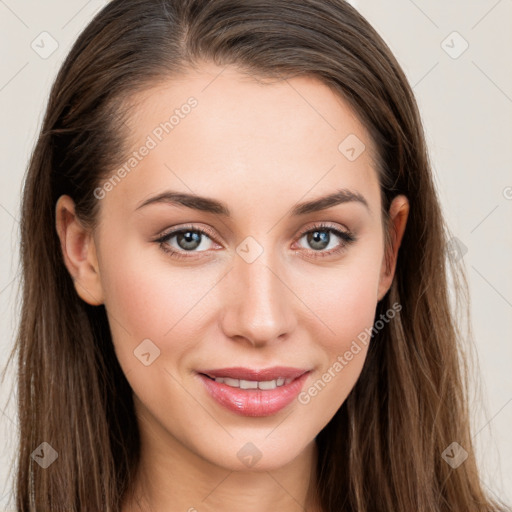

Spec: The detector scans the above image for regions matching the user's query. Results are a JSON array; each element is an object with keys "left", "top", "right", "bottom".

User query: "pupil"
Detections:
[{"left": 308, "top": 230, "right": 329, "bottom": 250}]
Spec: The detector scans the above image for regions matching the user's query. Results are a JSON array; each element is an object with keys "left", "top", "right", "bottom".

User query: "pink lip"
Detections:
[{"left": 196, "top": 367, "right": 311, "bottom": 417}]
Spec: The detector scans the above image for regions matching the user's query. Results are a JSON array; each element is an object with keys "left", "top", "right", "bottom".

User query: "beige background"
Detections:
[{"left": 0, "top": 0, "right": 511, "bottom": 508}]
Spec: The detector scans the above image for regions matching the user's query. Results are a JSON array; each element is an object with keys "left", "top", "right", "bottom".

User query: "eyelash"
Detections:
[{"left": 154, "top": 222, "right": 356, "bottom": 261}]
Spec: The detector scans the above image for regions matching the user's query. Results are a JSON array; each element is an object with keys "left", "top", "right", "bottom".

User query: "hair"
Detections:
[{"left": 9, "top": 0, "right": 509, "bottom": 510}]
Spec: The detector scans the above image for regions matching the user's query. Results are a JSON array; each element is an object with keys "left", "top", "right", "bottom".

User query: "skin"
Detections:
[{"left": 56, "top": 63, "right": 408, "bottom": 512}]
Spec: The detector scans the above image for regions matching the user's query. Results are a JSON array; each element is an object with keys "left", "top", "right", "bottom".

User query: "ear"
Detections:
[
  {"left": 377, "top": 194, "right": 409, "bottom": 301},
  {"left": 55, "top": 195, "right": 104, "bottom": 305}
]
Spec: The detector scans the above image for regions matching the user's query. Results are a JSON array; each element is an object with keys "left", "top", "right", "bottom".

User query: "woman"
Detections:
[{"left": 12, "top": 0, "right": 509, "bottom": 510}]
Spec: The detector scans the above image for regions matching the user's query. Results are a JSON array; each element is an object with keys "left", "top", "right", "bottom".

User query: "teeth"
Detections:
[
  {"left": 257, "top": 379, "right": 276, "bottom": 390},
  {"left": 240, "top": 379, "right": 258, "bottom": 389},
  {"left": 213, "top": 376, "right": 293, "bottom": 389}
]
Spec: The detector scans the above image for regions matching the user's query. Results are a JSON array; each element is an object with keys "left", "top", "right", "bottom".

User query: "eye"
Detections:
[
  {"left": 155, "top": 224, "right": 219, "bottom": 259},
  {"left": 154, "top": 222, "right": 356, "bottom": 261},
  {"left": 294, "top": 222, "right": 356, "bottom": 258}
]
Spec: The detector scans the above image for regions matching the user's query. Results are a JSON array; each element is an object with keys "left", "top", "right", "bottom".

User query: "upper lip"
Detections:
[{"left": 198, "top": 366, "right": 310, "bottom": 381}]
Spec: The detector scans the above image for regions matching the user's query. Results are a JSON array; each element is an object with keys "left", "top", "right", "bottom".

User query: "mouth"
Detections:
[
  {"left": 200, "top": 373, "right": 296, "bottom": 390},
  {"left": 195, "top": 366, "right": 311, "bottom": 417}
]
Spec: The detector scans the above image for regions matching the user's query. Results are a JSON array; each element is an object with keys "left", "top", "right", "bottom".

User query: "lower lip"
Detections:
[{"left": 197, "top": 372, "right": 310, "bottom": 417}]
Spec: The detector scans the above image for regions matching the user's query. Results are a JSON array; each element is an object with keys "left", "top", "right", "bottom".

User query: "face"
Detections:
[{"left": 58, "top": 63, "right": 407, "bottom": 473}]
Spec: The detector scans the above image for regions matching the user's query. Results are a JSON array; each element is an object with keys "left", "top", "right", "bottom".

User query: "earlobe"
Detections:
[
  {"left": 377, "top": 194, "right": 409, "bottom": 301},
  {"left": 55, "top": 195, "right": 104, "bottom": 306}
]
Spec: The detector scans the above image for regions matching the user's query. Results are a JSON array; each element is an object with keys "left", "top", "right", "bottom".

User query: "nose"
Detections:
[{"left": 219, "top": 249, "right": 297, "bottom": 348}]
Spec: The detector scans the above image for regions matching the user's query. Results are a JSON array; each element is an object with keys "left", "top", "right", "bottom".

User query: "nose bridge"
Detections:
[{"left": 220, "top": 242, "right": 296, "bottom": 346}]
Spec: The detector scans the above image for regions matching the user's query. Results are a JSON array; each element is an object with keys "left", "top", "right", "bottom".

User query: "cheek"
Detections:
[
  {"left": 312, "top": 269, "right": 377, "bottom": 365},
  {"left": 98, "top": 237, "right": 241, "bottom": 413},
  {"left": 99, "top": 244, "right": 207, "bottom": 362},
  {"left": 313, "top": 268, "right": 378, "bottom": 324},
  {"left": 300, "top": 246, "right": 383, "bottom": 348}
]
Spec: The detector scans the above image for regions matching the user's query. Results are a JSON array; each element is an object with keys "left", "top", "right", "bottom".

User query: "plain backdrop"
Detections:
[{"left": 1, "top": 0, "right": 511, "bottom": 509}]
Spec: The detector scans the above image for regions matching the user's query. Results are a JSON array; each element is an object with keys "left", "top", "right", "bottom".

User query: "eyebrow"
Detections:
[{"left": 135, "top": 188, "right": 369, "bottom": 216}]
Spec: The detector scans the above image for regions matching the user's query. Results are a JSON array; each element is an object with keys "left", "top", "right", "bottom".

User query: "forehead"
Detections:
[{"left": 103, "top": 64, "right": 381, "bottom": 218}]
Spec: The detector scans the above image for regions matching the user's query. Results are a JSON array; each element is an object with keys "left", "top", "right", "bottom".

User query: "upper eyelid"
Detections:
[{"left": 300, "top": 222, "right": 351, "bottom": 235}]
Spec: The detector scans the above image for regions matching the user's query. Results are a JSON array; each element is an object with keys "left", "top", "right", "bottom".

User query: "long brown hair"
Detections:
[{"left": 11, "top": 0, "right": 508, "bottom": 510}]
